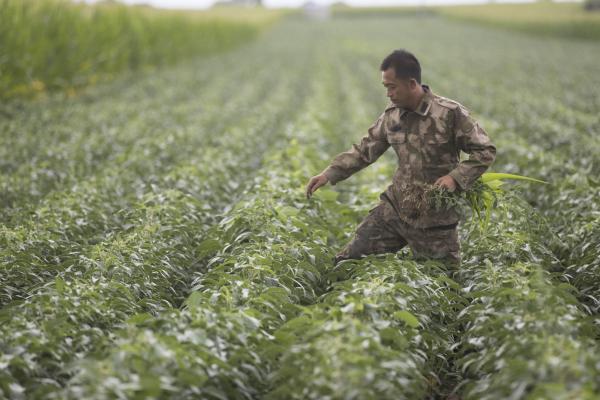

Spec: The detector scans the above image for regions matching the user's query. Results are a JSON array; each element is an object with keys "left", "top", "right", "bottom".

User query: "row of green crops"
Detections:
[
  {"left": 0, "top": 41, "right": 280, "bottom": 222},
  {"left": 452, "top": 193, "right": 600, "bottom": 398},
  {"left": 0, "top": 0, "right": 283, "bottom": 99},
  {"left": 0, "top": 35, "right": 348, "bottom": 398},
  {"left": 1, "top": 14, "right": 599, "bottom": 399},
  {"left": 0, "top": 26, "right": 321, "bottom": 307},
  {"left": 0, "top": 22, "right": 320, "bottom": 397}
]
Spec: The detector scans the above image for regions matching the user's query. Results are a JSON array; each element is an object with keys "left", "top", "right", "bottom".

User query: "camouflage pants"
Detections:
[{"left": 335, "top": 199, "right": 461, "bottom": 266}]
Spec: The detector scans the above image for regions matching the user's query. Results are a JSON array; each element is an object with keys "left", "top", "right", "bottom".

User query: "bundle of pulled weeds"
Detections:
[{"left": 400, "top": 173, "right": 547, "bottom": 230}]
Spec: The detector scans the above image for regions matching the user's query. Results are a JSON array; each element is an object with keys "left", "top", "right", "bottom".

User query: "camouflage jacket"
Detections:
[{"left": 322, "top": 84, "right": 497, "bottom": 229}]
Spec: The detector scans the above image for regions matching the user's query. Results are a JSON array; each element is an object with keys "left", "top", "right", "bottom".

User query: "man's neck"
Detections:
[{"left": 407, "top": 85, "right": 425, "bottom": 112}]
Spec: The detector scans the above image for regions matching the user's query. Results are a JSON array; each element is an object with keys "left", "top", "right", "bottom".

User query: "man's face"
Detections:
[{"left": 382, "top": 68, "right": 413, "bottom": 108}]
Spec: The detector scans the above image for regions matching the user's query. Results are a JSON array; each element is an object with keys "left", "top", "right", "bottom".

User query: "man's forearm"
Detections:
[{"left": 322, "top": 164, "right": 353, "bottom": 186}]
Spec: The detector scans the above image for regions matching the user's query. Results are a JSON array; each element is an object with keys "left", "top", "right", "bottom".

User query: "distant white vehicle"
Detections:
[
  {"left": 214, "top": 0, "right": 262, "bottom": 7},
  {"left": 303, "top": 1, "right": 330, "bottom": 20}
]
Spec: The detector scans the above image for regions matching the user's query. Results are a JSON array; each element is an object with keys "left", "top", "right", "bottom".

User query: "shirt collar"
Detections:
[{"left": 385, "top": 84, "right": 433, "bottom": 117}]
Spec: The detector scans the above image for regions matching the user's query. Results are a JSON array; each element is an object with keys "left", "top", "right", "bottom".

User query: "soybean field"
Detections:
[{"left": 1, "top": 11, "right": 600, "bottom": 400}]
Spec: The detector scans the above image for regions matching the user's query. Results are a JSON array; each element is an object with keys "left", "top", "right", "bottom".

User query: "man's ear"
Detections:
[{"left": 408, "top": 78, "right": 418, "bottom": 90}]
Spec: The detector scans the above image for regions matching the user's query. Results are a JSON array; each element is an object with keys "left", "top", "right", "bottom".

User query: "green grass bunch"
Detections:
[{"left": 426, "top": 172, "right": 548, "bottom": 232}]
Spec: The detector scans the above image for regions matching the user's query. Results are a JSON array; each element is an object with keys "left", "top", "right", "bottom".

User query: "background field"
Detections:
[
  {"left": 436, "top": 2, "right": 600, "bottom": 40},
  {"left": 0, "top": 0, "right": 283, "bottom": 99},
  {"left": 331, "top": 1, "right": 600, "bottom": 39},
  {"left": 1, "top": 2, "right": 600, "bottom": 399}
]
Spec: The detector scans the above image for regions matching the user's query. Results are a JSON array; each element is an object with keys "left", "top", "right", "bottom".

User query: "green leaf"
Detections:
[
  {"left": 481, "top": 172, "right": 548, "bottom": 184},
  {"left": 484, "top": 179, "right": 505, "bottom": 191},
  {"left": 198, "top": 238, "right": 222, "bottom": 257},
  {"left": 184, "top": 291, "right": 206, "bottom": 309},
  {"left": 317, "top": 189, "right": 339, "bottom": 201},
  {"left": 127, "top": 313, "right": 153, "bottom": 325},
  {"left": 277, "top": 205, "right": 300, "bottom": 218},
  {"left": 393, "top": 310, "right": 420, "bottom": 328},
  {"left": 55, "top": 277, "right": 66, "bottom": 294}
]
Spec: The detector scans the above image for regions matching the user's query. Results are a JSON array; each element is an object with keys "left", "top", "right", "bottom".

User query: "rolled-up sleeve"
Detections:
[
  {"left": 321, "top": 113, "right": 390, "bottom": 185},
  {"left": 448, "top": 106, "right": 496, "bottom": 191}
]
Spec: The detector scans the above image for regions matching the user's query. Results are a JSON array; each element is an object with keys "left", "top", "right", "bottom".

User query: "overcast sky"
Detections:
[{"left": 83, "top": 0, "right": 540, "bottom": 9}]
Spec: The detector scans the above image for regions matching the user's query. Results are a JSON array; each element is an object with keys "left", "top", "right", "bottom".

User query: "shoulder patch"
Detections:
[{"left": 435, "top": 95, "right": 462, "bottom": 110}]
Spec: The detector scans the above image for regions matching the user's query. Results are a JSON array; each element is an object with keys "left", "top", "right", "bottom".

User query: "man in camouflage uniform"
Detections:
[{"left": 306, "top": 49, "right": 496, "bottom": 266}]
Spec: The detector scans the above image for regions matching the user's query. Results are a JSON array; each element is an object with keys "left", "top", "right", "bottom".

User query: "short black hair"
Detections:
[{"left": 380, "top": 49, "right": 421, "bottom": 84}]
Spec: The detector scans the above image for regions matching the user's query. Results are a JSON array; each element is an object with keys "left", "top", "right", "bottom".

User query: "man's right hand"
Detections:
[{"left": 306, "top": 173, "right": 329, "bottom": 199}]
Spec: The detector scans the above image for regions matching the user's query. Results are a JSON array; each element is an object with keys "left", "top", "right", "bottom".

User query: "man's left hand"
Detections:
[{"left": 434, "top": 175, "right": 458, "bottom": 192}]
